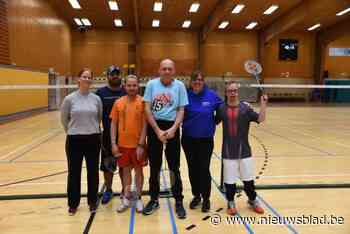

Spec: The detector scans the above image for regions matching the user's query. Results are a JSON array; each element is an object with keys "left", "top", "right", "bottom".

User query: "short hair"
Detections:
[
  {"left": 190, "top": 70, "right": 204, "bottom": 81},
  {"left": 225, "top": 81, "right": 239, "bottom": 92},
  {"left": 125, "top": 74, "right": 139, "bottom": 83},
  {"left": 78, "top": 68, "right": 93, "bottom": 78}
]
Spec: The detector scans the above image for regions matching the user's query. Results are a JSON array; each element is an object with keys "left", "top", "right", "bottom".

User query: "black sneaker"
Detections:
[
  {"left": 201, "top": 200, "right": 210, "bottom": 213},
  {"left": 142, "top": 200, "right": 159, "bottom": 215},
  {"left": 68, "top": 207, "right": 77, "bottom": 216},
  {"left": 189, "top": 196, "right": 201, "bottom": 209},
  {"left": 175, "top": 201, "right": 187, "bottom": 219},
  {"left": 89, "top": 205, "right": 97, "bottom": 213}
]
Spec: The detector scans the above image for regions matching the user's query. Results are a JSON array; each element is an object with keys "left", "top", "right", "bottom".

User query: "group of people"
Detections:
[{"left": 60, "top": 58, "right": 268, "bottom": 219}]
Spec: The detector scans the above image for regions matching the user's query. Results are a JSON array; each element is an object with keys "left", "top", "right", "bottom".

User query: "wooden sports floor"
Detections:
[{"left": 0, "top": 104, "right": 350, "bottom": 234}]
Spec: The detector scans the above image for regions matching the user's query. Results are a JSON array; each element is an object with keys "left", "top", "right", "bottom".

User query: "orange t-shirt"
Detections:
[{"left": 109, "top": 95, "right": 145, "bottom": 148}]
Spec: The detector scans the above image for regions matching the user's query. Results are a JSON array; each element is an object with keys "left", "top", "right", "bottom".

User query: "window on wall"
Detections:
[
  {"left": 329, "top": 48, "right": 350, "bottom": 56},
  {"left": 279, "top": 39, "right": 298, "bottom": 61}
]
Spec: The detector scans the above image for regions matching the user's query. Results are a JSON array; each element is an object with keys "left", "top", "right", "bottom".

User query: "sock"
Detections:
[
  {"left": 243, "top": 180, "right": 257, "bottom": 201},
  {"left": 224, "top": 183, "right": 237, "bottom": 202}
]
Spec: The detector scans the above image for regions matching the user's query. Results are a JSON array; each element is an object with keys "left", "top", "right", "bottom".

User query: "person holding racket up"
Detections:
[{"left": 216, "top": 81, "right": 268, "bottom": 216}]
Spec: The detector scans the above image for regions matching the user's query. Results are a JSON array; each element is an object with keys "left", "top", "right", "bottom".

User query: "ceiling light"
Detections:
[
  {"left": 232, "top": 4, "right": 245, "bottom": 14},
  {"left": 264, "top": 5, "right": 279, "bottom": 15}
]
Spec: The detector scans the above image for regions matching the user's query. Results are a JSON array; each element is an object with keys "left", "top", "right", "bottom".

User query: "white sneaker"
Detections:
[
  {"left": 135, "top": 199, "right": 144, "bottom": 213},
  {"left": 117, "top": 197, "right": 130, "bottom": 213}
]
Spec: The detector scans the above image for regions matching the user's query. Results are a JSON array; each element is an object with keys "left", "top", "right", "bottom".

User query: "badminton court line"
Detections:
[
  {"left": 268, "top": 125, "right": 350, "bottom": 150},
  {"left": 0, "top": 129, "right": 62, "bottom": 162},
  {"left": 161, "top": 167, "right": 179, "bottom": 234},
  {"left": 211, "top": 153, "right": 299, "bottom": 234},
  {"left": 255, "top": 128, "right": 335, "bottom": 156},
  {"left": 211, "top": 177, "right": 255, "bottom": 234}
]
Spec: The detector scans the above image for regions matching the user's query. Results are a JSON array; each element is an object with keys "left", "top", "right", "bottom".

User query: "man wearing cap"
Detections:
[{"left": 96, "top": 65, "right": 126, "bottom": 204}]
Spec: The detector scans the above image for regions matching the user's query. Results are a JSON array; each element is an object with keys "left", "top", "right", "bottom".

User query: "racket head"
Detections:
[{"left": 244, "top": 60, "right": 262, "bottom": 76}]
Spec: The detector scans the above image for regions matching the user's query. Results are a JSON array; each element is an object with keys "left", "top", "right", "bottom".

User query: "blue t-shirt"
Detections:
[
  {"left": 143, "top": 78, "right": 188, "bottom": 121},
  {"left": 95, "top": 86, "right": 126, "bottom": 134},
  {"left": 183, "top": 86, "right": 223, "bottom": 138}
]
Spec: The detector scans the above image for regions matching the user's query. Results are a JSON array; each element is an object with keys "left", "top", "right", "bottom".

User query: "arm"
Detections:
[
  {"left": 97, "top": 98, "right": 103, "bottom": 124},
  {"left": 60, "top": 97, "right": 70, "bottom": 133},
  {"left": 258, "top": 94, "right": 268, "bottom": 123},
  {"left": 110, "top": 103, "right": 121, "bottom": 157},
  {"left": 145, "top": 102, "right": 167, "bottom": 143},
  {"left": 165, "top": 106, "right": 184, "bottom": 139},
  {"left": 215, "top": 106, "right": 223, "bottom": 125},
  {"left": 110, "top": 118, "right": 121, "bottom": 157},
  {"left": 214, "top": 94, "right": 224, "bottom": 125},
  {"left": 136, "top": 117, "right": 148, "bottom": 160},
  {"left": 166, "top": 82, "right": 188, "bottom": 139},
  {"left": 138, "top": 117, "right": 147, "bottom": 146}
]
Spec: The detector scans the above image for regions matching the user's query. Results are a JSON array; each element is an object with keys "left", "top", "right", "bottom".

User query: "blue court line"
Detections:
[
  {"left": 257, "top": 195, "right": 298, "bottom": 234},
  {"left": 212, "top": 152, "right": 299, "bottom": 234},
  {"left": 160, "top": 169, "right": 178, "bottom": 234},
  {"left": 129, "top": 206, "right": 136, "bottom": 234},
  {"left": 211, "top": 176, "right": 255, "bottom": 234}
]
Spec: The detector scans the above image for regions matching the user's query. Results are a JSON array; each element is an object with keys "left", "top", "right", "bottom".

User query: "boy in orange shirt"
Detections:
[{"left": 110, "top": 75, "right": 147, "bottom": 213}]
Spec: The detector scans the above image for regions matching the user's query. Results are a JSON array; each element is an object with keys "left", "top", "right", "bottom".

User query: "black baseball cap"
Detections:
[{"left": 106, "top": 65, "right": 121, "bottom": 76}]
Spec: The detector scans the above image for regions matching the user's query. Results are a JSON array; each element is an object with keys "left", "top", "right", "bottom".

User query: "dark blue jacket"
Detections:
[{"left": 183, "top": 86, "right": 223, "bottom": 138}]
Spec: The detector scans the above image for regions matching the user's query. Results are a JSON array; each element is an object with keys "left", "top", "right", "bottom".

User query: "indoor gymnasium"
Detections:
[{"left": 1, "top": 0, "right": 350, "bottom": 234}]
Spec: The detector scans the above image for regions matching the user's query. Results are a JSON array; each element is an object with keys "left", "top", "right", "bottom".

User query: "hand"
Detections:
[
  {"left": 156, "top": 129, "right": 168, "bottom": 143},
  {"left": 261, "top": 94, "right": 268, "bottom": 105},
  {"left": 136, "top": 146, "right": 144, "bottom": 161},
  {"left": 112, "top": 144, "right": 121, "bottom": 158},
  {"left": 165, "top": 127, "right": 176, "bottom": 140}
]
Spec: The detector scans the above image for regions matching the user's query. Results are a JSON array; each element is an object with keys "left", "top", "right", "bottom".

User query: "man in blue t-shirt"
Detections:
[
  {"left": 142, "top": 59, "right": 188, "bottom": 219},
  {"left": 96, "top": 65, "right": 126, "bottom": 204}
]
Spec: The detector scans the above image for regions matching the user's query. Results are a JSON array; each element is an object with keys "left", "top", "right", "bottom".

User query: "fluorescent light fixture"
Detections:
[
  {"left": 336, "top": 7, "right": 350, "bottom": 16},
  {"left": 264, "top": 5, "right": 279, "bottom": 15},
  {"left": 307, "top": 23, "right": 321, "bottom": 31},
  {"left": 74, "top": 18, "right": 83, "bottom": 26},
  {"left": 218, "top": 21, "right": 229, "bottom": 29},
  {"left": 81, "top": 18, "right": 92, "bottom": 26},
  {"left": 182, "top": 20, "right": 191, "bottom": 28},
  {"left": 232, "top": 4, "right": 245, "bottom": 14},
  {"left": 189, "top": 3, "right": 200, "bottom": 13},
  {"left": 114, "top": 19, "right": 123, "bottom": 27},
  {"left": 152, "top": 19, "right": 160, "bottom": 27},
  {"left": 108, "top": 1, "right": 119, "bottom": 11},
  {"left": 68, "top": 0, "right": 81, "bottom": 9},
  {"left": 153, "top": 2, "right": 163, "bottom": 12},
  {"left": 246, "top": 22, "right": 258, "bottom": 29}
]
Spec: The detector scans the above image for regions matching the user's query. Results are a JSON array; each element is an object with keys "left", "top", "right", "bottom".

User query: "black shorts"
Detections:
[{"left": 100, "top": 131, "right": 115, "bottom": 172}]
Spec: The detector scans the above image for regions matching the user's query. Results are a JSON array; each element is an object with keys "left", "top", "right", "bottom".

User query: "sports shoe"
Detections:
[
  {"left": 201, "top": 200, "right": 210, "bottom": 213},
  {"left": 89, "top": 205, "right": 97, "bottom": 213},
  {"left": 248, "top": 199, "right": 264, "bottom": 214},
  {"left": 117, "top": 197, "right": 130, "bottom": 213},
  {"left": 135, "top": 199, "right": 144, "bottom": 213},
  {"left": 227, "top": 201, "right": 237, "bottom": 216},
  {"left": 68, "top": 207, "right": 77, "bottom": 216},
  {"left": 175, "top": 200, "right": 187, "bottom": 219},
  {"left": 101, "top": 189, "right": 114, "bottom": 204},
  {"left": 142, "top": 200, "right": 160, "bottom": 215},
  {"left": 189, "top": 196, "right": 201, "bottom": 209}
]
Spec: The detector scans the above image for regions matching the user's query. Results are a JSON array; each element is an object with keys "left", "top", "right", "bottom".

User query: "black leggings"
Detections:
[
  {"left": 181, "top": 135, "right": 213, "bottom": 201},
  {"left": 65, "top": 134, "right": 101, "bottom": 208}
]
